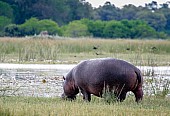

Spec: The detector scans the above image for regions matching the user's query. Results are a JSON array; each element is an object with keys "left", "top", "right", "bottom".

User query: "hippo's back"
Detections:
[{"left": 72, "top": 58, "right": 140, "bottom": 85}]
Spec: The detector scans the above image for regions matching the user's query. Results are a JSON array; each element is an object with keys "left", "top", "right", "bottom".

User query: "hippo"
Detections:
[{"left": 62, "top": 58, "right": 143, "bottom": 102}]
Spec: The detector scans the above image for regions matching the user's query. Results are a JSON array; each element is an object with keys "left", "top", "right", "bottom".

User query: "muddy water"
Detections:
[{"left": 0, "top": 64, "right": 170, "bottom": 97}]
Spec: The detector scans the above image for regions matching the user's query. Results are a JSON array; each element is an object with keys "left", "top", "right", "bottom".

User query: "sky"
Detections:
[{"left": 86, "top": 0, "right": 169, "bottom": 8}]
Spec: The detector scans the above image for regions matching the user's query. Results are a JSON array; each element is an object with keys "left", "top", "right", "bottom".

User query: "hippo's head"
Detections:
[{"left": 61, "top": 76, "right": 79, "bottom": 100}]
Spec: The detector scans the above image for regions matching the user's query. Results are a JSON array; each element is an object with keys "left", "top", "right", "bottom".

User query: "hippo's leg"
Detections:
[
  {"left": 113, "top": 85, "right": 127, "bottom": 102},
  {"left": 118, "top": 91, "right": 127, "bottom": 102},
  {"left": 133, "top": 86, "right": 143, "bottom": 103},
  {"left": 114, "top": 91, "right": 127, "bottom": 102},
  {"left": 84, "top": 92, "right": 91, "bottom": 102},
  {"left": 81, "top": 89, "right": 91, "bottom": 101}
]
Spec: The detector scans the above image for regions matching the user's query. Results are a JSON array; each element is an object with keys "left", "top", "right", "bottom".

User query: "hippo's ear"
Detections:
[{"left": 63, "top": 76, "right": 65, "bottom": 80}]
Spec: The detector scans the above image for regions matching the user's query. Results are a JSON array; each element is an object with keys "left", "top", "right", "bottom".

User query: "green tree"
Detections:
[
  {"left": 19, "top": 18, "right": 39, "bottom": 36},
  {"left": 103, "top": 20, "right": 128, "bottom": 38},
  {"left": 120, "top": 19, "right": 136, "bottom": 38},
  {"left": 136, "top": 10, "right": 167, "bottom": 31},
  {"left": 75, "top": 1, "right": 93, "bottom": 20},
  {"left": 10, "top": 0, "right": 37, "bottom": 24},
  {"left": 62, "top": 20, "right": 90, "bottom": 37},
  {"left": 0, "top": 16, "right": 12, "bottom": 36},
  {"left": 93, "top": 2, "right": 121, "bottom": 21},
  {"left": 158, "top": 6, "right": 170, "bottom": 35},
  {"left": 66, "top": 0, "right": 93, "bottom": 21},
  {"left": 0, "top": 1, "right": 14, "bottom": 20},
  {"left": 121, "top": 20, "right": 161, "bottom": 39},
  {"left": 121, "top": 4, "right": 139, "bottom": 20},
  {"left": 19, "top": 18, "right": 61, "bottom": 36},
  {"left": 31, "top": 0, "right": 70, "bottom": 25},
  {"left": 81, "top": 19, "right": 106, "bottom": 37},
  {"left": 132, "top": 24, "right": 157, "bottom": 38},
  {"left": 37, "top": 19, "right": 61, "bottom": 35}
]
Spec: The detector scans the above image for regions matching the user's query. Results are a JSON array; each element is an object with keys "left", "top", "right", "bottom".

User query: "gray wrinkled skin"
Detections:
[{"left": 62, "top": 58, "right": 143, "bottom": 102}]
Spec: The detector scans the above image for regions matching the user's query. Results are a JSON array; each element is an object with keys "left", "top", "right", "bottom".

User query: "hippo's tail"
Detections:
[{"left": 135, "top": 69, "right": 142, "bottom": 84}]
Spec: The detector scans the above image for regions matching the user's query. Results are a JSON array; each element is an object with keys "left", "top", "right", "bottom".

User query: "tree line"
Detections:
[{"left": 0, "top": 0, "right": 170, "bottom": 39}]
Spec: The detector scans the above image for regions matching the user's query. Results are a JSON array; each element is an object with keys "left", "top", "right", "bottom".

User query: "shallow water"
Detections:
[{"left": 0, "top": 63, "right": 170, "bottom": 97}]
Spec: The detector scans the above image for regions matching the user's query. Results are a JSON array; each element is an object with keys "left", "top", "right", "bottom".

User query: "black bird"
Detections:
[
  {"left": 126, "top": 48, "right": 130, "bottom": 51},
  {"left": 93, "top": 46, "right": 98, "bottom": 50}
]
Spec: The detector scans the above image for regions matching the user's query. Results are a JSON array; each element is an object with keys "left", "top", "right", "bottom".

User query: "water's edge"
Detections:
[{"left": 0, "top": 63, "right": 170, "bottom": 97}]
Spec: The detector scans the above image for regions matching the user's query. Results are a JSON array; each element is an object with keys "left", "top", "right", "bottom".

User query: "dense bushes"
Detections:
[
  {"left": 81, "top": 19, "right": 166, "bottom": 39},
  {"left": 4, "top": 18, "right": 61, "bottom": 37},
  {"left": 4, "top": 24, "right": 20, "bottom": 37},
  {"left": 2, "top": 18, "right": 167, "bottom": 39}
]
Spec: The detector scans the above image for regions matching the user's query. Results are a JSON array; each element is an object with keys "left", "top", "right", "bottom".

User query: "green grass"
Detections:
[
  {"left": 0, "top": 37, "right": 170, "bottom": 65},
  {"left": 0, "top": 96, "right": 170, "bottom": 116}
]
